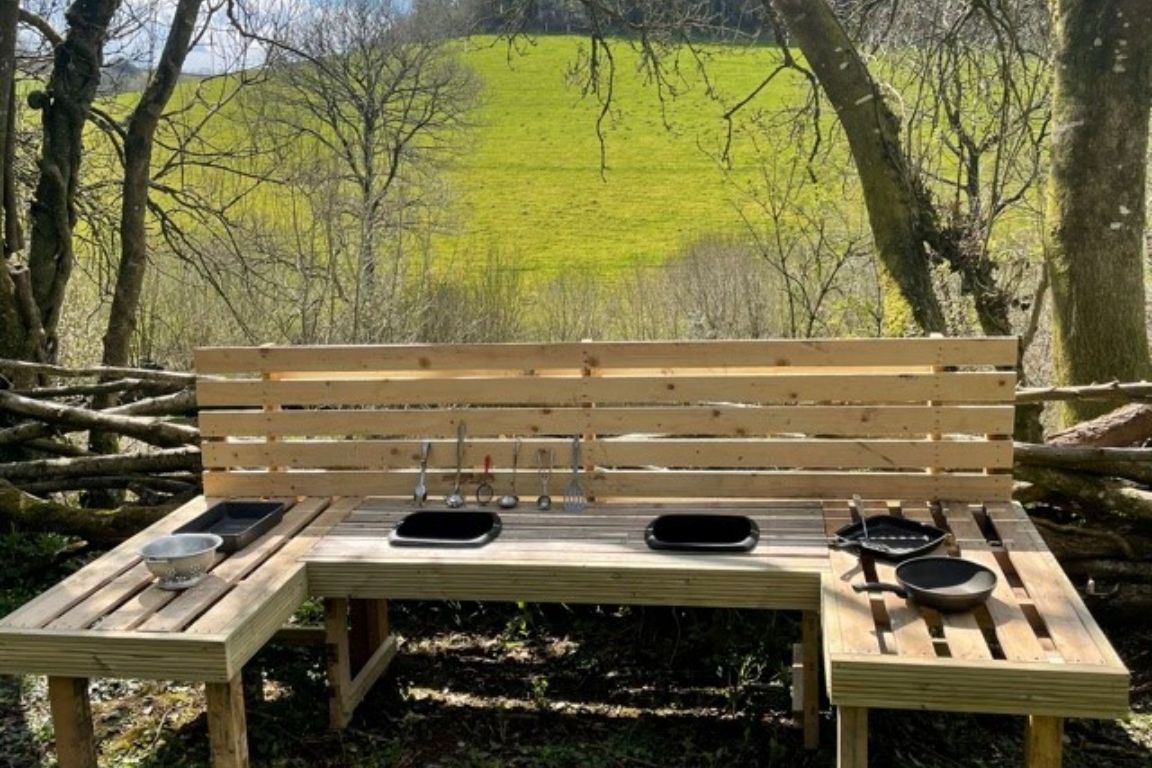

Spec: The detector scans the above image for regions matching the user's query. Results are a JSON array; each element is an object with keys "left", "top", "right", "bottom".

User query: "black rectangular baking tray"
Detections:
[
  {"left": 645, "top": 514, "right": 759, "bottom": 552},
  {"left": 176, "top": 500, "right": 287, "bottom": 553},
  {"left": 390, "top": 510, "right": 502, "bottom": 548},
  {"left": 830, "top": 514, "right": 946, "bottom": 562}
]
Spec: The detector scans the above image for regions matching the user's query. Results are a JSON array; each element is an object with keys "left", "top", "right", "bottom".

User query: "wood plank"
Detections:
[
  {"left": 196, "top": 372, "right": 1015, "bottom": 408},
  {"left": 1025, "top": 716, "right": 1063, "bottom": 768},
  {"left": 199, "top": 405, "right": 1016, "bottom": 439},
  {"left": 1010, "top": 551, "right": 1110, "bottom": 666},
  {"left": 958, "top": 549, "right": 1048, "bottom": 662},
  {"left": 204, "top": 468, "right": 1013, "bottom": 500},
  {"left": 48, "top": 562, "right": 163, "bottom": 631},
  {"left": 194, "top": 338, "right": 1020, "bottom": 373},
  {"left": 48, "top": 677, "right": 97, "bottom": 768},
  {"left": 868, "top": 560, "right": 938, "bottom": 658},
  {"left": 0, "top": 630, "right": 230, "bottom": 681},
  {"left": 203, "top": 438, "right": 1013, "bottom": 471},
  {"left": 325, "top": 598, "right": 353, "bottom": 730},
  {"left": 801, "top": 611, "right": 820, "bottom": 750},
  {"left": 306, "top": 560, "right": 822, "bottom": 610},
  {"left": 124, "top": 498, "right": 329, "bottom": 633},
  {"left": 836, "top": 707, "right": 867, "bottom": 768},
  {"left": 940, "top": 611, "right": 993, "bottom": 661},
  {"left": 206, "top": 674, "right": 249, "bottom": 768},
  {"left": 344, "top": 635, "right": 400, "bottom": 721},
  {"left": 1, "top": 496, "right": 214, "bottom": 629},
  {"left": 826, "top": 654, "right": 1129, "bottom": 718}
]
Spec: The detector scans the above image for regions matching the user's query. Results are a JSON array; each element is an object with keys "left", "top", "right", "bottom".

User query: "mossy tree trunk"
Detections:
[
  {"left": 24, "top": 0, "right": 122, "bottom": 363},
  {"left": 0, "top": 0, "right": 24, "bottom": 367},
  {"left": 1046, "top": 0, "right": 1152, "bottom": 427},
  {"left": 770, "top": 0, "right": 947, "bottom": 335}
]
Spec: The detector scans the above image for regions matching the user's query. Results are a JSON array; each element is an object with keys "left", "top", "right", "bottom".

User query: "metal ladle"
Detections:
[
  {"left": 446, "top": 423, "right": 466, "bottom": 508},
  {"left": 413, "top": 440, "right": 431, "bottom": 506},
  {"left": 536, "top": 448, "right": 553, "bottom": 510},
  {"left": 498, "top": 438, "right": 522, "bottom": 509}
]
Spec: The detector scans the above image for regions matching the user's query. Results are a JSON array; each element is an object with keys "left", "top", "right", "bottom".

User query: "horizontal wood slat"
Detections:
[
  {"left": 202, "top": 438, "right": 1013, "bottom": 471},
  {"left": 195, "top": 338, "right": 1020, "bottom": 374},
  {"left": 198, "top": 406, "right": 1016, "bottom": 439},
  {"left": 196, "top": 372, "right": 1014, "bottom": 408},
  {"left": 203, "top": 469, "right": 1012, "bottom": 499}
]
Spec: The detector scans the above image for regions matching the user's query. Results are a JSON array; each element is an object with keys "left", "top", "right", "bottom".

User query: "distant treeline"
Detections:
[{"left": 465, "top": 0, "right": 773, "bottom": 39}]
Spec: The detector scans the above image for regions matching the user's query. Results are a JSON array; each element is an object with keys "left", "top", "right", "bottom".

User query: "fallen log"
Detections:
[
  {"left": 0, "top": 447, "right": 201, "bottom": 481},
  {"left": 0, "top": 479, "right": 173, "bottom": 546},
  {"left": 0, "top": 390, "right": 198, "bottom": 448},
  {"left": 0, "top": 389, "right": 198, "bottom": 448},
  {"left": 1047, "top": 403, "right": 1152, "bottom": 447},
  {"left": 1012, "top": 465, "right": 1152, "bottom": 520},
  {"left": 0, "top": 358, "right": 197, "bottom": 385},
  {"left": 12, "top": 377, "right": 182, "bottom": 399},
  {"left": 1014, "top": 442, "right": 1152, "bottom": 485},
  {"left": 16, "top": 474, "right": 199, "bottom": 495},
  {"left": 1015, "top": 380, "right": 1152, "bottom": 404}
]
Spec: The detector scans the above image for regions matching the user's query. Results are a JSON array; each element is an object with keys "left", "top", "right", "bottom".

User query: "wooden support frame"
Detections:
[
  {"left": 205, "top": 673, "right": 248, "bottom": 768},
  {"left": 1025, "top": 716, "right": 1064, "bottom": 768},
  {"left": 801, "top": 611, "right": 821, "bottom": 750},
  {"left": 836, "top": 707, "right": 867, "bottom": 768},
  {"left": 47, "top": 676, "right": 97, "bottom": 768},
  {"left": 325, "top": 597, "right": 399, "bottom": 731}
]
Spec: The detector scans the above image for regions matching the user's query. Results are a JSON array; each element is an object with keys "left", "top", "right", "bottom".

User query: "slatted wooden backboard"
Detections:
[{"left": 195, "top": 338, "right": 1018, "bottom": 501}]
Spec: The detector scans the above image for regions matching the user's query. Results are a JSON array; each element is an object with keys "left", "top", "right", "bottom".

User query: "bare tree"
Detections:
[{"left": 260, "top": 0, "right": 477, "bottom": 341}]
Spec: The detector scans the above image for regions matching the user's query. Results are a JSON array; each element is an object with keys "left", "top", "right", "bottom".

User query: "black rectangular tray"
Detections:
[
  {"left": 645, "top": 514, "right": 759, "bottom": 553},
  {"left": 176, "top": 500, "right": 287, "bottom": 553},
  {"left": 390, "top": 510, "right": 502, "bottom": 548}
]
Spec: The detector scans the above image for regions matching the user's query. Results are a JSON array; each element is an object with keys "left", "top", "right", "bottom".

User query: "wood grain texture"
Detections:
[
  {"left": 194, "top": 337, "right": 1020, "bottom": 373},
  {"left": 1025, "top": 716, "right": 1064, "bottom": 768},
  {"left": 199, "top": 405, "right": 1016, "bottom": 439},
  {"left": 206, "top": 674, "right": 249, "bottom": 768},
  {"left": 47, "top": 677, "right": 97, "bottom": 768}
]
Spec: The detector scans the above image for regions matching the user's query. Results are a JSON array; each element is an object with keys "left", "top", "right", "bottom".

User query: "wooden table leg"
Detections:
[
  {"left": 1025, "top": 715, "right": 1063, "bottom": 768},
  {"left": 206, "top": 673, "right": 249, "bottom": 768},
  {"left": 836, "top": 707, "right": 867, "bottom": 768},
  {"left": 801, "top": 610, "right": 821, "bottom": 750},
  {"left": 47, "top": 677, "right": 97, "bottom": 768},
  {"left": 348, "top": 598, "right": 390, "bottom": 672},
  {"left": 325, "top": 597, "right": 353, "bottom": 730}
]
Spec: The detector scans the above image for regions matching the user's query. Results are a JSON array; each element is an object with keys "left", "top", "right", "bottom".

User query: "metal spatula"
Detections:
[{"left": 563, "top": 436, "right": 586, "bottom": 513}]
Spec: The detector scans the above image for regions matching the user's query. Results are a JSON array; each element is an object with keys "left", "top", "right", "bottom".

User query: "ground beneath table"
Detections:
[{"left": 0, "top": 600, "right": 1149, "bottom": 768}]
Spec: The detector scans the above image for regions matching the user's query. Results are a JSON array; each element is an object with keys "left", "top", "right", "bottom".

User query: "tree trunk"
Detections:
[
  {"left": 769, "top": 0, "right": 947, "bottom": 334},
  {"left": 24, "top": 0, "right": 123, "bottom": 362},
  {"left": 100, "top": 0, "right": 203, "bottom": 374},
  {"left": 93, "top": 0, "right": 203, "bottom": 498},
  {"left": 1046, "top": 0, "right": 1152, "bottom": 427},
  {"left": 0, "top": 479, "right": 173, "bottom": 546},
  {"left": 0, "top": 0, "right": 24, "bottom": 365}
]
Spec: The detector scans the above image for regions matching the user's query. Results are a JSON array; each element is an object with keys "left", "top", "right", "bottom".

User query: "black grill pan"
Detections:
[{"left": 830, "top": 514, "right": 947, "bottom": 562}]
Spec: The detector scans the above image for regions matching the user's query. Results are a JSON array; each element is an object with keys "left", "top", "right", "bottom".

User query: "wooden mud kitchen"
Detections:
[{"left": 0, "top": 338, "right": 1129, "bottom": 767}]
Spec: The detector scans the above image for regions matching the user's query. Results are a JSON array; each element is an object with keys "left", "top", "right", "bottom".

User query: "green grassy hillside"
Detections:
[{"left": 442, "top": 37, "right": 807, "bottom": 275}]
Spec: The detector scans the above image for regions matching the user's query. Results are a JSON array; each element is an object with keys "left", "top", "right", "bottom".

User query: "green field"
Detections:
[{"left": 440, "top": 36, "right": 809, "bottom": 275}]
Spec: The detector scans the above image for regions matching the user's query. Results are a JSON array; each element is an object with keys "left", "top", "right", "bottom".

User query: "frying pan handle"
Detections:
[{"left": 852, "top": 581, "right": 908, "bottom": 598}]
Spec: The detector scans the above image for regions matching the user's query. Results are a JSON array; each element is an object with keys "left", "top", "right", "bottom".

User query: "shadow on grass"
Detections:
[
  {"left": 0, "top": 675, "right": 45, "bottom": 767},
  {"left": 128, "top": 606, "right": 1152, "bottom": 768}
]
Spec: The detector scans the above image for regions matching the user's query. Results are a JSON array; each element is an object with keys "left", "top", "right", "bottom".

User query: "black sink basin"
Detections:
[
  {"left": 389, "top": 510, "right": 502, "bottom": 548},
  {"left": 645, "top": 514, "right": 759, "bottom": 552}
]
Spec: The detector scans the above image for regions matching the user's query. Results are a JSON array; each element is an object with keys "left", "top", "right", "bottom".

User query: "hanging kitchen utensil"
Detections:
[
  {"left": 563, "top": 436, "right": 587, "bottom": 513},
  {"left": 498, "top": 438, "right": 522, "bottom": 509},
  {"left": 852, "top": 556, "right": 997, "bottom": 613},
  {"left": 476, "top": 454, "right": 495, "bottom": 506},
  {"left": 536, "top": 448, "right": 553, "bottom": 510},
  {"left": 445, "top": 423, "right": 466, "bottom": 509},
  {"left": 413, "top": 440, "right": 431, "bottom": 506}
]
